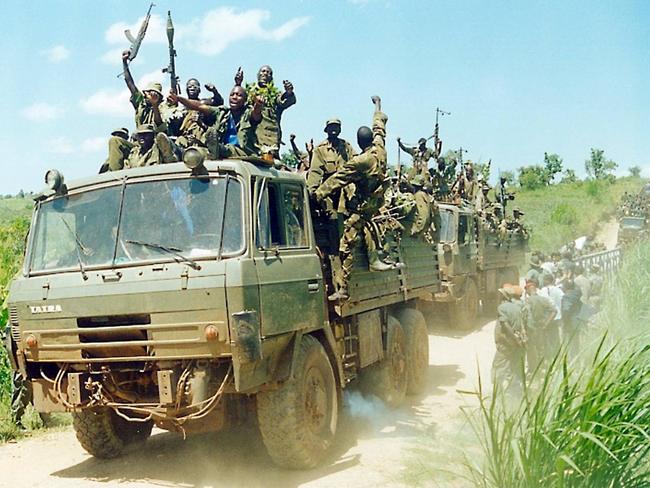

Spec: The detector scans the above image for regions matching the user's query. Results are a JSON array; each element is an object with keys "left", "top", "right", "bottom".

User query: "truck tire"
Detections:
[
  {"left": 72, "top": 408, "right": 125, "bottom": 459},
  {"left": 394, "top": 308, "right": 429, "bottom": 395},
  {"left": 256, "top": 335, "right": 338, "bottom": 469},
  {"left": 112, "top": 413, "right": 154, "bottom": 444},
  {"left": 450, "top": 279, "right": 479, "bottom": 330},
  {"left": 363, "top": 316, "right": 408, "bottom": 407}
]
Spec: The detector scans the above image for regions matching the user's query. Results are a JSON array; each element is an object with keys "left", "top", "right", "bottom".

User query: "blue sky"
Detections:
[{"left": 1, "top": 0, "right": 648, "bottom": 194}]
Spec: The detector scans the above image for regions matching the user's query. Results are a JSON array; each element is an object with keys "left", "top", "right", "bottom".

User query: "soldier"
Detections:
[
  {"left": 397, "top": 137, "right": 435, "bottom": 177},
  {"left": 307, "top": 118, "right": 356, "bottom": 193},
  {"left": 525, "top": 255, "right": 543, "bottom": 288},
  {"left": 408, "top": 174, "right": 435, "bottom": 238},
  {"left": 492, "top": 284, "right": 526, "bottom": 397},
  {"left": 522, "top": 280, "right": 557, "bottom": 375},
  {"left": 100, "top": 127, "right": 133, "bottom": 173},
  {"left": 237, "top": 65, "right": 296, "bottom": 157},
  {"left": 314, "top": 96, "right": 393, "bottom": 301},
  {"left": 168, "top": 85, "right": 263, "bottom": 159},
  {"left": 538, "top": 273, "right": 563, "bottom": 359},
  {"left": 560, "top": 279, "right": 583, "bottom": 356},
  {"left": 289, "top": 134, "right": 313, "bottom": 173},
  {"left": 123, "top": 124, "right": 176, "bottom": 169},
  {"left": 121, "top": 50, "right": 166, "bottom": 131},
  {"left": 164, "top": 78, "right": 224, "bottom": 138}
]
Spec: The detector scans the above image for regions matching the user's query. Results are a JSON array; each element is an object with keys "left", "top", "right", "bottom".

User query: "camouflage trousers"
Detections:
[
  {"left": 102, "top": 136, "right": 135, "bottom": 172},
  {"left": 11, "top": 370, "right": 31, "bottom": 426},
  {"left": 335, "top": 213, "right": 378, "bottom": 290}
]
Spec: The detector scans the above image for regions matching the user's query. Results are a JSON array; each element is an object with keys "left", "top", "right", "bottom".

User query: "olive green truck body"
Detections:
[{"left": 5, "top": 160, "right": 438, "bottom": 468}]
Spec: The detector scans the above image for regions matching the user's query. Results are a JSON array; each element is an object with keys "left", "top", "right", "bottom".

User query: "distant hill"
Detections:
[
  {"left": 514, "top": 177, "right": 646, "bottom": 253},
  {"left": 0, "top": 197, "right": 33, "bottom": 225}
]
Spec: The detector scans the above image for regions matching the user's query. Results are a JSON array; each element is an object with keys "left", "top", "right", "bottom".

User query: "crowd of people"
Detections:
[
  {"left": 493, "top": 248, "right": 604, "bottom": 397},
  {"left": 617, "top": 190, "right": 650, "bottom": 219}
]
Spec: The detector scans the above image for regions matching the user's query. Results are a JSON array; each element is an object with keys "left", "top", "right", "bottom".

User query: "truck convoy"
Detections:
[{"left": 4, "top": 154, "right": 527, "bottom": 469}]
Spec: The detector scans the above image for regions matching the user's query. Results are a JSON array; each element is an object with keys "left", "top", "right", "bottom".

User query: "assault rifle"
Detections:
[
  {"left": 124, "top": 3, "right": 154, "bottom": 63},
  {"left": 431, "top": 107, "right": 450, "bottom": 158},
  {"left": 162, "top": 11, "right": 180, "bottom": 94}
]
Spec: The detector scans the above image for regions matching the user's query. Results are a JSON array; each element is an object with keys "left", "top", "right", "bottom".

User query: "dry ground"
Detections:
[{"left": 0, "top": 318, "right": 497, "bottom": 488}]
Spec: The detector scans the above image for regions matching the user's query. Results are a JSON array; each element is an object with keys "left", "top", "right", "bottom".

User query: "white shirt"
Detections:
[{"left": 539, "top": 285, "right": 564, "bottom": 320}]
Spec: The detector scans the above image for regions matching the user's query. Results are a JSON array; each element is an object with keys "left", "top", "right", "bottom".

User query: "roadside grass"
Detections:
[
  {"left": 514, "top": 177, "right": 644, "bottom": 253},
  {"left": 461, "top": 241, "right": 650, "bottom": 487},
  {"left": 0, "top": 197, "right": 32, "bottom": 226}
]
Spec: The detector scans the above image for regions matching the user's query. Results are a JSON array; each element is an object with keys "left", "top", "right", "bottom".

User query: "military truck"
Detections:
[
  {"left": 4, "top": 154, "right": 437, "bottom": 469},
  {"left": 618, "top": 215, "right": 646, "bottom": 248},
  {"left": 425, "top": 202, "right": 527, "bottom": 327}
]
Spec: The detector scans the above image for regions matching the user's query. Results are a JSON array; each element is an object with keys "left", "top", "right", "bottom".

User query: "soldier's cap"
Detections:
[
  {"left": 513, "top": 207, "right": 524, "bottom": 215},
  {"left": 111, "top": 127, "right": 129, "bottom": 138},
  {"left": 418, "top": 137, "right": 427, "bottom": 145},
  {"left": 134, "top": 124, "right": 155, "bottom": 135},
  {"left": 498, "top": 284, "right": 522, "bottom": 299},
  {"left": 144, "top": 82, "right": 163, "bottom": 96},
  {"left": 324, "top": 118, "right": 341, "bottom": 130}
]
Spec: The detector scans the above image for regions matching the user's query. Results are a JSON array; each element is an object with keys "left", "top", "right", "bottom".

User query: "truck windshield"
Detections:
[
  {"left": 438, "top": 210, "right": 455, "bottom": 242},
  {"left": 621, "top": 217, "right": 644, "bottom": 229},
  {"left": 29, "top": 176, "right": 243, "bottom": 273}
]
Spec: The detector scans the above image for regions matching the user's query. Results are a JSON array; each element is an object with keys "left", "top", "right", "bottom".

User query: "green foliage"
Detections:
[
  {"left": 474, "top": 161, "right": 491, "bottom": 181},
  {"left": 560, "top": 169, "right": 579, "bottom": 184},
  {"left": 585, "top": 148, "right": 618, "bottom": 181},
  {"left": 550, "top": 203, "right": 578, "bottom": 225},
  {"left": 280, "top": 151, "right": 300, "bottom": 169},
  {"left": 465, "top": 242, "right": 650, "bottom": 487},
  {"left": 544, "top": 152, "right": 563, "bottom": 183},
  {"left": 515, "top": 177, "right": 643, "bottom": 252},
  {"left": 518, "top": 165, "right": 548, "bottom": 190},
  {"left": 629, "top": 166, "right": 642, "bottom": 178}
]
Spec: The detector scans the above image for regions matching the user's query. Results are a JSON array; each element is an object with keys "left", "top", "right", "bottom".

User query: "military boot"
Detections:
[
  {"left": 156, "top": 133, "right": 177, "bottom": 163},
  {"left": 368, "top": 250, "right": 394, "bottom": 272}
]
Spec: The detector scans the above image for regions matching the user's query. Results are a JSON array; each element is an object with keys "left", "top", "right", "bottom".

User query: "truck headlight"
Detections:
[{"left": 45, "top": 169, "right": 64, "bottom": 192}]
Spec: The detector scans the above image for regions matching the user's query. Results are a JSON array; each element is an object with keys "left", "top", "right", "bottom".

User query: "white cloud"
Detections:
[
  {"left": 48, "top": 137, "right": 74, "bottom": 155},
  {"left": 22, "top": 103, "right": 65, "bottom": 121},
  {"left": 184, "top": 8, "right": 310, "bottom": 56},
  {"left": 81, "top": 137, "right": 107, "bottom": 153},
  {"left": 102, "top": 8, "right": 309, "bottom": 61},
  {"left": 42, "top": 45, "right": 70, "bottom": 63},
  {"left": 80, "top": 70, "right": 165, "bottom": 117}
]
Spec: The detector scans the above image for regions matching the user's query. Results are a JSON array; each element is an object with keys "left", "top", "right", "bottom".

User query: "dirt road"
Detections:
[{"left": 0, "top": 319, "right": 496, "bottom": 488}]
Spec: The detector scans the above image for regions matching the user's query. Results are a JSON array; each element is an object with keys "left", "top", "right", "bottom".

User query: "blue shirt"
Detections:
[{"left": 225, "top": 113, "right": 239, "bottom": 145}]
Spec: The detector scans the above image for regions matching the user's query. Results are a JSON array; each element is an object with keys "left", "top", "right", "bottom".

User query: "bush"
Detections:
[{"left": 550, "top": 203, "right": 578, "bottom": 225}]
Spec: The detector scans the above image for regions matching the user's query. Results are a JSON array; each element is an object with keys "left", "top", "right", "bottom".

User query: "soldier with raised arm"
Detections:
[
  {"left": 168, "top": 85, "right": 263, "bottom": 159},
  {"left": 314, "top": 96, "right": 393, "bottom": 301},
  {"left": 121, "top": 50, "right": 166, "bottom": 131},
  {"left": 397, "top": 137, "right": 435, "bottom": 177},
  {"left": 236, "top": 65, "right": 296, "bottom": 157}
]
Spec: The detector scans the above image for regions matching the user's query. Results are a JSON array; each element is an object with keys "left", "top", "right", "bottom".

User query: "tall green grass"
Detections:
[{"left": 465, "top": 241, "right": 650, "bottom": 487}]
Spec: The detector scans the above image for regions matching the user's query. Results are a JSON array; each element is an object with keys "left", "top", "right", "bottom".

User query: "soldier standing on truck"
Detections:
[
  {"left": 492, "top": 284, "right": 526, "bottom": 397},
  {"left": 236, "top": 65, "right": 296, "bottom": 157},
  {"left": 314, "top": 96, "right": 393, "bottom": 300},
  {"left": 397, "top": 137, "right": 435, "bottom": 177},
  {"left": 122, "top": 124, "right": 176, "bottom": 169},
  {"left": 307, "top": 118, "right": 356, "bottom": 194}
]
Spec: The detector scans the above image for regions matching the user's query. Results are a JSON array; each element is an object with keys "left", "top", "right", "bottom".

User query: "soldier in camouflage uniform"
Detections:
[
  {"left": 122, "top": 50, "right": 167, "bottom": 132},
  {"left": 407, "top": 174, "right": 435, "bottom": 239},
  {"left": 314, "top": 96, "right": 393, "bottom": 300},
  {"left": 307, "top": 118, "right": 356, "bottom": 192},
  {"left": 100, "top": 127, "right": 133, "bottom": 173},
  {"left": 168, "top": 86, "right": 263, "bottom": 159},
  {"left": 522, "top": 280, "right": 557, "bottom": 375},
  {"left": 492, "top": 285, "right": 526, "bottom": 397},
  {"left": 397, "top": 137, "right": 435, "bottom": 177},
  {"left": 123, "top": 124, "right": 175, "bottom": 169},
  {"left": 164, "top": 78, "right": 224, "bottom": 138},
  {"left": 236, "top": 65, "right": 296, "bottom": 157}
]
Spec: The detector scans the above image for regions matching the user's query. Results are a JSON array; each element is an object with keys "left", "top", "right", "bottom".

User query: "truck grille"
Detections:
[
  {"left": 77, "top": 314, "right": 151, "bottom": 359},
  {"left": 9, "top": 306, "right": 20, "bottom": 343}
]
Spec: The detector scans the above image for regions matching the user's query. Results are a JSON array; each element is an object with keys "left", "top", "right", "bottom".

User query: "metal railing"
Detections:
[{"left": 575, "top": 248, "right": 622, "bottom": 277}]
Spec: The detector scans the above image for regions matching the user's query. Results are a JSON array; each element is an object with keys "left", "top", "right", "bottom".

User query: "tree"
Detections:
[
  {"left": 517, "top": 165, "right": 547, "bottom": 190},
  {"left": 474, "top": 161, "right": 491, "bottom": 181},
  {"left": 280, "top": 151, "right": 300, "bottom": 170},
  {"left": 585, "top": 148, "right": 617, "bottom": 181},
  {"left": 628, "top": 166, "right": 642, "bottom": 178},
  {"left": 543, "top": 153, "right": 563, "bottom": 184},
  {"left": 560, "top": 169, "right": 578, "bottom": 184}
]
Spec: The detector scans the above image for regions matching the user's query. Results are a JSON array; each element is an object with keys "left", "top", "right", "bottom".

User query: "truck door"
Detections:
[{"left": 253, "top": 179, "right": 325, "bottom": 336}]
